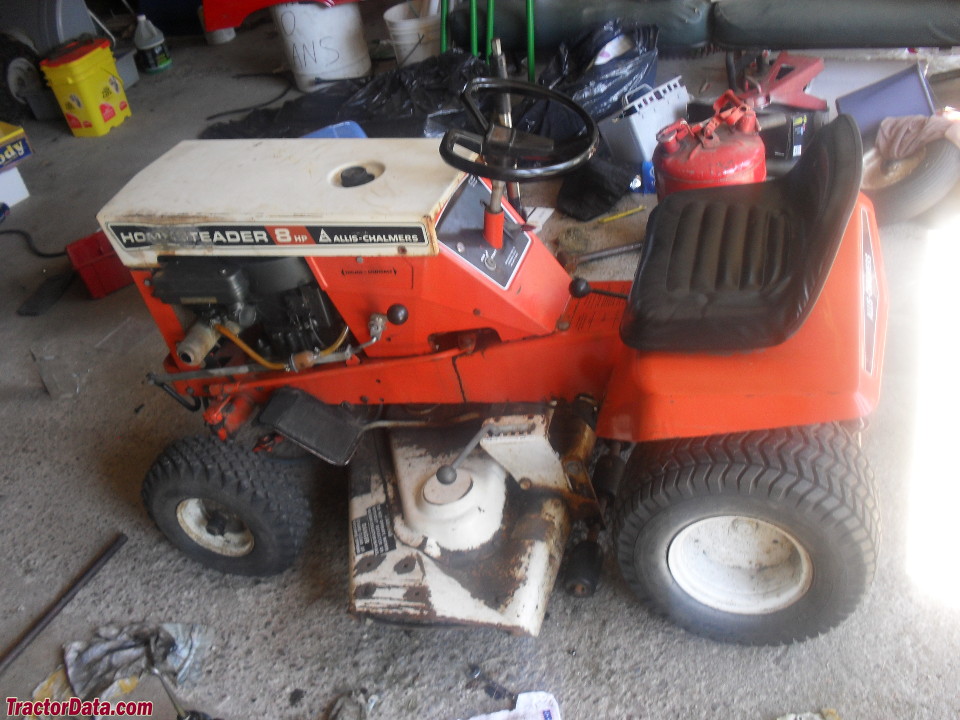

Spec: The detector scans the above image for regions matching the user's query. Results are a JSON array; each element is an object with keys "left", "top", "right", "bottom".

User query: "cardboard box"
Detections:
[{"left": 0, "top": 122, "right": 33, "bottom": 171}]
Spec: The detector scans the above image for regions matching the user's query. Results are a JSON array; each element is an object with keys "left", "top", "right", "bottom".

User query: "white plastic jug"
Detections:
[{"left": 133, "top": 14, "right": 171, "bottom": 73}]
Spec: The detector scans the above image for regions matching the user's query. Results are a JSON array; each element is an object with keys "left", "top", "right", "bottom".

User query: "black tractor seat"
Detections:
[{"left": 620, "top": 114, "right": 863, "bottom": 353}]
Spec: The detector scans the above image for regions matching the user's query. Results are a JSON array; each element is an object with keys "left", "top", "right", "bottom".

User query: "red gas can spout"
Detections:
[
  {"left": 712, "top": 90, "right": 759, "bottom": 135},
  {"left": 712, "top": 89, "right": 744, "bottom": 114},
  {"left": 736, "top": 113, "right": 759, "bottom": 134},
  {"left": 656, "top": 120, "right": 689, "bottom": 154}
]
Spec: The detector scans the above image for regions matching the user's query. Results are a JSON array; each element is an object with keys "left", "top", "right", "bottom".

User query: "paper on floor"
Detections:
[{"left": 460, "top": 691, "right": 561, "bottom": 720}]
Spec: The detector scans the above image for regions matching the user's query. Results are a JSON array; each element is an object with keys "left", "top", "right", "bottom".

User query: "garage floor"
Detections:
[{"left": 1, "top": 14, "right": 960, "bottom": 720}]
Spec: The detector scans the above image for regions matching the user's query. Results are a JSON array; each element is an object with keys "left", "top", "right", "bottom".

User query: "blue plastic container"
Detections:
[{"left": 302, "top": 121, "right": 367, "bottom": 139}]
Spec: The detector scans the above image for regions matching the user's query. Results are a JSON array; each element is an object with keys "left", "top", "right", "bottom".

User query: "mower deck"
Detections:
[{"left": 347, "top": 420, "right": 575, "bottom": 636}]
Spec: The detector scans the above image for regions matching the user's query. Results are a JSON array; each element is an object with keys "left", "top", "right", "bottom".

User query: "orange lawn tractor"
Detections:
[{"left": 98, "top": 78, "right": 886, "bottom": 644}]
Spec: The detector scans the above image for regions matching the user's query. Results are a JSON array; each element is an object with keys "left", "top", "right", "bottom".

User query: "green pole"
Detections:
[
  {"left": 526, "top": 0, "right": 535, "bottom": 82},
  {"left": 470, "top": 0, "right": 478, "bottom": 56},
  {"left": 486, "top": 0, "right": 496, "bottom": 58},
  {"left": 440, "top": 0, "right": 448, "bottom": 52}
]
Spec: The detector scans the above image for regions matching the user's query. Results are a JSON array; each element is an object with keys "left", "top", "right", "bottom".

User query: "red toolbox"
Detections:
[
  {"left": 653, "top": 90, "right": 766, "bottom": 200},
  {"left": 66, "top": 230, "right": 133, "bottom": 299}
]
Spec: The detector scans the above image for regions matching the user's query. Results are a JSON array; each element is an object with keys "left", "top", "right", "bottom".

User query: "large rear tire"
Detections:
[
  {"left": 614, "top": 423, "right": 880, "bottom": 645},
  {"left": 143, "top": 436, "right": 311, "bottom": 576}
]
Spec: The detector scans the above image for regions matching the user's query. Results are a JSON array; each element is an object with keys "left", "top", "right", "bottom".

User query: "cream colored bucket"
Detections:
[{"left": 383, "top": 3, "right": 442, "bottom": 67}]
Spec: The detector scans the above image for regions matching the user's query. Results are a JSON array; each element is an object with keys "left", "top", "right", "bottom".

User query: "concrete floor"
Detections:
[{"left": 2, "top": 15, "right": 960, "bottom": 720}]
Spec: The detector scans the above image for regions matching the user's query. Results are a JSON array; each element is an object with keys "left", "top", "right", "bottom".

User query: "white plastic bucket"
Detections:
[
  {"left": 383, "top": 3, "right": 442, "bottom": 68},
  {"left": 271, "top": 2, "right": 371, "bottom": 91}
]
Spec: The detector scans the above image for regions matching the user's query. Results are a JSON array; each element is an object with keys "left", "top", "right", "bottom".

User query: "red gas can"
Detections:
[{"left": 653, "top": 90, "right": 766, "bottom": 200}]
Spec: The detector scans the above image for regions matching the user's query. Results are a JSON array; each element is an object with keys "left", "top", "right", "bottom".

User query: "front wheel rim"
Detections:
[
  {"left": 667, "top": 515, "right": 813, "bottom": 615},
  {"left": 176, "top": 498, "right": 255, "bottom": 557},
  {"left": 6, "top": 57, "right": 40, "bottom": 102}
]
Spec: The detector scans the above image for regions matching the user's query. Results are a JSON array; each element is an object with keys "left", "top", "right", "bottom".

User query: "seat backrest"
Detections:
[{"left": 783, "top": 113, "right": 863, "bottom": 315}]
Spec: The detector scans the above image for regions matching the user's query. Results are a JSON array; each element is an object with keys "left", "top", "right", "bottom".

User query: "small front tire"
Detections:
[
  {"left": 143, "top": 436, "right": 311, "bottom": 576},
  {"left": 615, "top": 423, "right": 880, "bottom": 645}
]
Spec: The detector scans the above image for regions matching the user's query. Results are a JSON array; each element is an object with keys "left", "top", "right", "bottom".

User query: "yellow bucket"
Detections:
[{"left": 41, "top": 39, "right": 131, "bottom": 138}]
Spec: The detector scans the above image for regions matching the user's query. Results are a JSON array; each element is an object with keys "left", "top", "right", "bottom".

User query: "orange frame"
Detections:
[{"left": 133, "top": 188, "right": 886, "bottom": 445}]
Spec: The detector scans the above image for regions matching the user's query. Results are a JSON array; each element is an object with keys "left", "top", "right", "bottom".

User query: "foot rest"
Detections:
[{"left": 259, "top": 388, "right": 364, "bottom": 465}]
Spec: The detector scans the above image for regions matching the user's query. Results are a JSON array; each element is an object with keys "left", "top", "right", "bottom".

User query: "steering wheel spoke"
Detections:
[
  {"left": 462, "top": 90, "right": 492, "bottom": 133},
  {"left": 442, "top": 128, "right": 487, "bottom": 157}
]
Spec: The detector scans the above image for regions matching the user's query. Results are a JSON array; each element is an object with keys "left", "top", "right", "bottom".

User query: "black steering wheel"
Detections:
[{"left": 440, "top": 77, "right": 599, "bottom": 182}]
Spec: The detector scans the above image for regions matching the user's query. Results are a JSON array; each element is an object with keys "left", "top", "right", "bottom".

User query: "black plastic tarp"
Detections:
[
  {"left": 201, "top": 52, "right": 491, "bottom": 140},
  {"left": 516, "top": 22, "right": 658, "bottom": 140}
]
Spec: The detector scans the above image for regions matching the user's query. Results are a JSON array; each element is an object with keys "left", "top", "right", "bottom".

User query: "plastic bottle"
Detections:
[{"left": 134, "top": 14, "right": 172, "bottom": 73}]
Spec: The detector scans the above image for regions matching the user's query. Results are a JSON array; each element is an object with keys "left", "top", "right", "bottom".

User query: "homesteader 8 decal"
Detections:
[{"left": 107, "top": 223, "right": 430, "bottom": 250}]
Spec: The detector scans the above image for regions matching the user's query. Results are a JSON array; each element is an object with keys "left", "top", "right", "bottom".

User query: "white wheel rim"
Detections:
[
  {"left": 176, "top": 498, "right": 255, "bottom": 557},
  {"left": 667, "top": 515, "right": 813, "bottom": 615},
  {"left": 6, "top": 57, "right": 40, "bottom": 102}
]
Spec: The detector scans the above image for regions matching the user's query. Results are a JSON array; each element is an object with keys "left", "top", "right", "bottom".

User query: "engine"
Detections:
[{"left": 149, "top": 256, "right": 346, "bottom": 367}]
